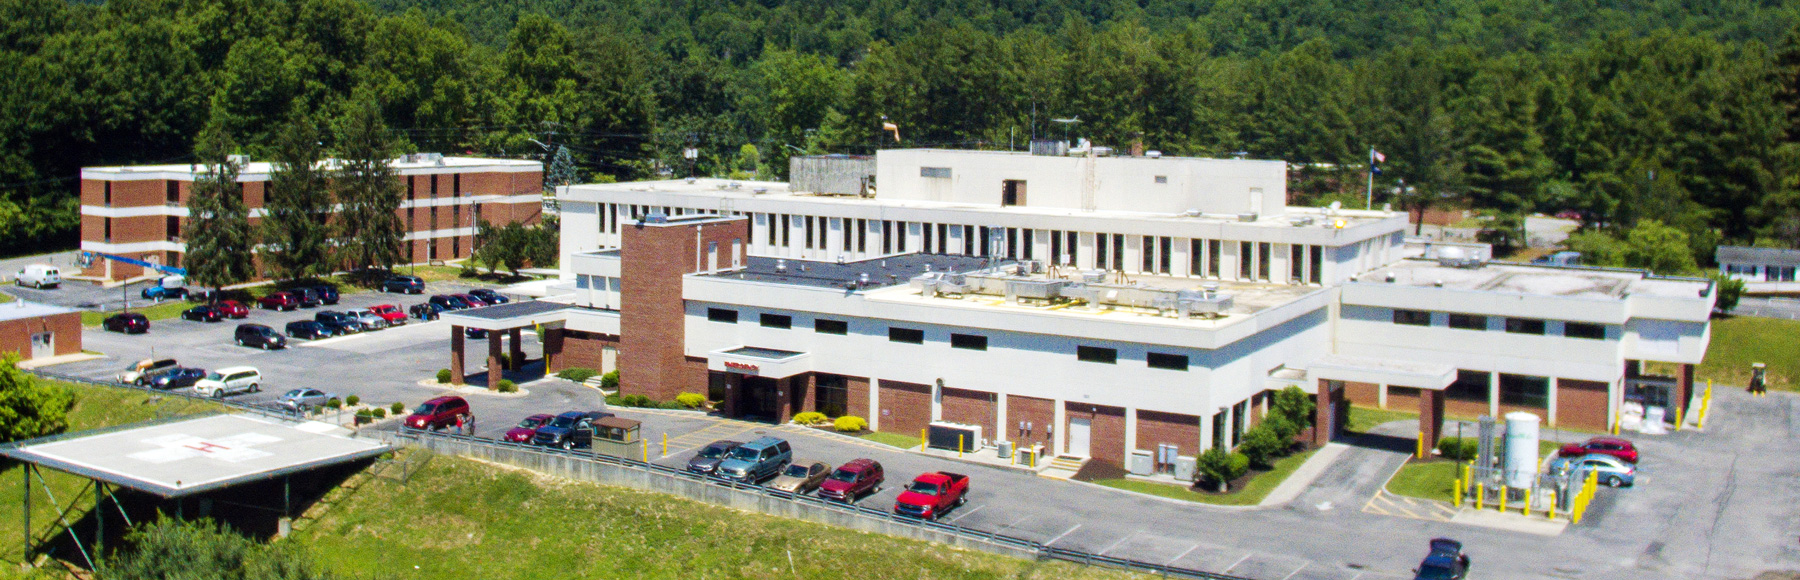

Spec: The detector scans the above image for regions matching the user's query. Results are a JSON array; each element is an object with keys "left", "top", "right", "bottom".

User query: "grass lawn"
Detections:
[
  {"left": 1387, "top": 439, "right": 1566, "bottom": 504},
  {"left": 1090, "top": 448, "right": 1319, "bottom": 506},
  {"left": 0, "top": 291, "right": 14, "bottom": 303},
  {"left": 1347, "top": 406, "right": 1418, "bottom": 433},
  {"left": 396, "top": 264, "right": 537, "bottom": 286},
  {"left": 1, "top": 379, "right": 225, "bottom": 564},
  {"left": 295, "top": 452, "right": 1146, "bottom": 580},
  {"left": 79, "top": 299, "right": 196, "bottom": 326},
  {"left": 1647, "top": 315, "right": 1800, "bottom": 391},
  {"left": 859, "top": 430, "right": 922, "bottom": 449}
]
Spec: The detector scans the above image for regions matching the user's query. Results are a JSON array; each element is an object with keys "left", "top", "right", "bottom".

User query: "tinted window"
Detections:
[
  {"left": 783, "top": 464, "right": 810, "bottom": 478},
  {"left": 760, "top": 313, "right": 792, "bottom": 329},
  {"left": 1505, "top": 318, "right": 1546, "bottom": 335},
  {"left": 950, "top": 333, "right": 987, "bottom": 350},
  {"left": 815, "top": 319, "right": 847, "bottom": 335},
  {"left": 1448, "top": 313, "right": 1487, "bottom": 330},
  {"left": 1077, "top": 346, "right": 1117, "bottom": 364},
  {"left": 728, "top": 446, "right": 759, "bottom": 461},
  {"left": 1564, "top": 322, "right": 1605, "bottom": 339},
  {"left": 1147, "top": 353, "right": 1188, "bottom": 370},
  {"left": 707, "top": 308, "right": 738, "bottom": 323},
  {"left": 829, "top": 469, "right": 858, "bottom": 482},
  {"left": 1393, "top": 309, "right": 1431, "bottom": 326},
  {"left": 889, "top": 327, "right": 924, "bottom": 344}
]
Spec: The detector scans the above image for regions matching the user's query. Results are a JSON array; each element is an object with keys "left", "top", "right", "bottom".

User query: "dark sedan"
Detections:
[
  {"left": 148, "top": 367, "right": 207, "bottom": 390},
  {"left": 687, "top": 440, "right": 745, "bottom": 475},
  {"left": 469, "top": 289, "right": 510, "bottom": 304},
  {"left": 409, "top": 303, "right": 443, "bottom": 321},
  {"left": 383, "top": 275, "right": 425, "bottom": 294},
  {"left": 103, "top": 313, "right": 150, "bottom": 334},
  {"left": 180, "top": 305, "right": 224, "bottom": 322},
  {"left": 285, "top": 320, "right": 335, "bottom": 340}
]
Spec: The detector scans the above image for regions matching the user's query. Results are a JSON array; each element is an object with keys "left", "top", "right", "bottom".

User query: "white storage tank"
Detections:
[{"left": 1503, "top": 412, "right": 1541, "bottom": 488}]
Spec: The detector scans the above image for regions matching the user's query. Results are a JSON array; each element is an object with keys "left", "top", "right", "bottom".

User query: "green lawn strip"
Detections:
[
  {"left": 0, "top": 379, "right": 225, "bottom": 564},
  {"left": 1647, "top": 316, "right": 1800, "bottom": 391},
  {"left": 79, "top": 300, "right": 195, "bottom": 326},
  {"left": 0, "top": 291, "right": 14, "bottom": 303},
  {"left": 296, "top": 452, "right": 1146, "bottom": 580},
  {"left": 859, "top": 430, "right": 922, "bottom": 449},
  {"left": 1347, "top": 406, "right": 1418, "bottom": 433},
  {"left": 1388, "top": 439, "right": 1565, "bottom": 505},
  {"left": 1090, "top": 447, "right": 1319, "bottom": 506}
]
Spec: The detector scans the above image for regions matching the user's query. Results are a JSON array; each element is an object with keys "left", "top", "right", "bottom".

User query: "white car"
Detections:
[
  {"left": 192, "top": 366, "right": 261, "bottom": 398},
  {"left": 345, "top": 309, "right": 389, "bottom": 331}
]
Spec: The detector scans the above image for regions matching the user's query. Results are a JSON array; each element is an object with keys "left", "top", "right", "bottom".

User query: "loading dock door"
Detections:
[{"left": 1067, "top": 417, "right": 1091, "bottom": 457}]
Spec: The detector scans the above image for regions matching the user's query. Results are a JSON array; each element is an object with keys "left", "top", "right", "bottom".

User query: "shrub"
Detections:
[
  {"left": 325, "top": 398, "right": 341, "bottom": 409},
  {"left": 556, "top": 368, "right": 599, "bottom": 383},
  {"left": 620, "top": 394, "right": 651, "bottom": 407},
  {"left": 391, "top": 402, "right": 405, "bottom": 415},
  {"left": 1261, "top": 414, "right": 1299, "bottom": 442},
  {"left": 833, "top": 415, "right": 868, "bottom": 432},
  {"left": 599, "top": 370, "right": 620, "bottom": 390},
  {"left": 1270, "top": 386, "right": 1314, "bottom": 429},
  {"left": 604, "top": 394, "right": 621, "bottom": 406},
  {"left": 1436, "top": 437, "right": 1480, "bottom": 461},
  {"left": 675, "top": 392, "right": 706, "bottom": 409},
  {"left": 496, "top": 379, "right": 518, "bottom": 393},
  {"left": 1196, "top": 448, "right": 1250, "bottom": 492},
  {"left": 1237, "top": 424, "right": 1288, "bottom": 468},
  {"left": 792, "top": 411, "right": 828, "bottom": 426},
  {"left": 345, "top": 395, "right": 360, "bottom": 407},
  {"left": 436, "top": 369, "right": 453, "bottom": 384},
  {"left": 371, "top": 408, "right": 386, "bottom": 419}
]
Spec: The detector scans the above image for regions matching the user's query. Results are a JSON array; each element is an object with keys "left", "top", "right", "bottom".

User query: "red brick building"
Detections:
[
  {"left": 0, "top": 302, "right": 80, "bottom": 362},
  {"left": 78, "top": 154, "right": 543, "bottom": 281}
]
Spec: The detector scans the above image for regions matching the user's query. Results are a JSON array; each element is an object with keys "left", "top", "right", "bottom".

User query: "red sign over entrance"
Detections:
[{"left": 724, "top": 361, "right": 760, "bottom": 374}]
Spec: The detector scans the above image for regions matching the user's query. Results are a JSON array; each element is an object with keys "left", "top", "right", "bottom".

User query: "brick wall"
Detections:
[
  {"left": 845, "top": 376, "right": 869, "bottom": 422},
  {"left": 1136, "top": 410, "right": 1200, "bottom": 457},
  {"left": 940, "top": 387, "right": 996, "bottom": 441},
  {"left": 1387, "top": 386, "right": 1421, "bottom": 411},
  {"left": 558, "top": 330, "right": 619, "bottom": 374},
  {"left": 1346, "top": 381, "right": 1380, "bottom": 407},
  {"left": 0, "top": 312, "right": 81, "bottom": 360},
  {"left": 1008, "top": 395, "right": 1055, "bottom": 452},
  {"left": 877, "top": 380, "right": 931, "bottom": 436},
  {"left": 618, "top": 218, "right": 748, "bottom": 402},
  {"left": 1066, "top": 402, "right": 1127, "bottom": 465},
  {"left": 1557, "top": 379, "right": 1610, "bottom": 430}
]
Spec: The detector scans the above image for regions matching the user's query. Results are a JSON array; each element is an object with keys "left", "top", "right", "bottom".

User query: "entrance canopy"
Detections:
[
  {"left": 708, "top": 346, "right": 811, "bottom": 379},
  {"left": 0, "top": 414, "right": 389, "bottom": 498},
  {"left": 441, "top": 300, "right": 574, "bottom": 331},
  {"left": 1309, "top": 354, "right": 1456, "bottom": 391}
]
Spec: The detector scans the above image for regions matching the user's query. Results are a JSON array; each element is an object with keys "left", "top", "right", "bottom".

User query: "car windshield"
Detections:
[
  {"left": 727, "top": 446, "right": 760, "bottom": 461},
  {"left": 284, "top": 389, "right": 304, "bottom": 397},
  {"left": 697, "top": 445, "right": 731, "bottom": 459},
  {"left": 1415, "top": 563, "right": 1458, "bottom": 580},
  {"left": 549, "top": 416, "right": 577, "bottom": 429},
  {"left": 782, "top": 464, "right": 810, "bottom": 478},
  {"left": 518, "top": 417, "right": 546, "bottom": 429},
  {"left": 908, "top": 481, "right": 940, "bottom": 496},
  {"left": 828, "top": 469, "right": 858, "bottom": 482},
  {"left": 205, "top": 372, "right": 224, "bottom": 381},
  {"left": 413, "top": 403, "right": 438, "bottom": 415}
]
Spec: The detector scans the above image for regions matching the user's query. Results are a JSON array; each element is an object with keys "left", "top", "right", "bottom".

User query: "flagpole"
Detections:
[{"left": 1365, "top": 147, "right": 1375, "bottom": 210}]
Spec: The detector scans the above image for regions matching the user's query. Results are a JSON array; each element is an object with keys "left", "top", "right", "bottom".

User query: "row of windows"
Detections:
[
  {"left": 704, "top": 307, "right": 1190, "bottom": 370},
  {"left": 1391, "top": 309, "right": 1606, "bottom": 339}
]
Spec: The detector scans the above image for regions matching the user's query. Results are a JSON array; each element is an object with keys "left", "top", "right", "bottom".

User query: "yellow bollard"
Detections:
[
  {"left": 1416, "top": 431, "right": 1426, "bottom": 459},
  {"left": 1476, "top": 485, "right": 1484, "bottom": 510},
  {"left": 642, "top": 440, "right": 648, "bottom": 463},
  {"left": 1498, "top": 485, "right": 1507, "bottom": 512},
  {"left": 1454, "top": 478, "right": 1463, "bottom": 505},
  {"left": 1523, "top": 488, "right": 1531, "bottom": 516},
  {"left": 920, "top": 428, "right": 927, "bottom": 451},
  {"left": 958, "top": 434, "right": 964, "bottom": 458},
  {"left": 1546, "top": 490, "right": 1556, "bottom": 520},
  {"left": 1674, "top": 407, "right": 1684, "bottom": 432},
  {"left": 1700, "top": 379, "right": 1713, "bottom": 429},
  {"left": 662, "top": 433, "right": 668, "bottom": 457}
]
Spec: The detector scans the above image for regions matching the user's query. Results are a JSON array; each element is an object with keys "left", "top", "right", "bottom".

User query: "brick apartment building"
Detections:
[{"left": 78, "top": 154, "right": 543, "bottom": 281}]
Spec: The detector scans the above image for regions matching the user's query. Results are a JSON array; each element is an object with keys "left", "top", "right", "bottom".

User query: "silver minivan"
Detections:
[{"left": 192, "top": 366, "right": 261, "bottom": 398}]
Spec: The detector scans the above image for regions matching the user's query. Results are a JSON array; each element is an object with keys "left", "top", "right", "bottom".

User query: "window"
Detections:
[
  {"left": 1147, "top": 352, "right": 1188, "bottom": 371},
  {"left": 1077, "top": 346, "right": 1117, "bottom": 364},
  {"left": 103, "top": 182, "right": 112, "bottom": 206},
  {"left": 921, "top": 167, "right": 951, "bottom": 178},
  {"left": 166, "top": 216, "right": 180, "bottom": 239},
  {"left": 1564, "top": 322, "right": 1605, "bottom": 339},
  {"left": 1448, "top": 314, "right": 1487, "bottom": 330},
  {"left": 1505, "top": 318, "right": 1546, "bottom": 335},
  {"left": 166, "top": 181, "right": 179, "bottom": 204},
  {"left": 1446, "top": 370, "right": 1489, "bottom": 402},
  {"left": 1094, "top": 233, "right": 1107, "bottom": 268},
  {"left": 814, "top": 319, "right": 848, "bottom": 335},
  {"left": 1159, "top": 237, "right": 1172, "bottom": 274},
  {"left": 1308, "top": 245, "right": 1323, "bottom": 284},
  {"left": 1154, "top": 175, "right": 1168, "bottom": 184},
  {"left": 1257, "top": 243, "right": 1271, "bottom": 280},
  {"left": 950, "top": 333, "right": 987, "bottom": 350},
  {"left": 1239, "top": 241, "right": 1254, "bottom": 278},
  {"left": 707, "top": 308, "right": 738, "bottom": 323},
  {"left": 1111, "top": 234, "right": 1124, "bottom": 270},
  {"left": 1143, "top": 236, "right": 1156, "bottom": 272},
  {"left": 888, "top": 327, "right": 924, "bottom": 344},
  {"left": 1290, "top": 244, "right": 1304, "bottom": 281},
  {"left": 1499, "top": 374, "right": 1549, "bottom": 408},
  {"left": 1393, "top": 309, "right": 1431, "bottom": 326},
  {"left": 1002, "top": 180, "right": 1026, "bottom": 206},
  {"left": 1208, "top": 240, "right": 1222, "bottom": 277},
  {"left": 1190, "top": 239, "right": 1204, "bottom": 276},
  {"left": 760, "top": 313, "right": 792, "bottom": 329}
]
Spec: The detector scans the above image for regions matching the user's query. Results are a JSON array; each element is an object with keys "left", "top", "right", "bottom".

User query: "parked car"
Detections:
[
  {"left": 311, "top": 285, "right": 340, "bottom": 305},
  {"left": 285, "top": 320, "right": 335, "bottom": 339},
  {"left": 409, "top": 303, "right": 443, "bottom": 321},
  {"left": 453, "top": 293, "right": 488, "bottom": 308},
  {"left": 14, "top": 264, "right": 60, "bottom": 288},
  {"left": 259, "top": 292, "right": 299, "bottom": 311},
  {"left": 429, "top": 295, "right": 466, "bottom": 311},
  {"left": 770, "top": 460, "right": 831, "bottom": 494},
  {"left": 314, "top": 311, "right": 361, "bottom": 335},
  {"left": 818, "top": 458, "right": 884, "bottom": 502},
  {"left": 148, "top": 367, "right": 207, "bottom": 390},
  {"left": 277, "top": 388, "right": 335, "bottom": 410},
  {"left": 686, "top": 440, "right": 745, "bottom": 475},
  {"left": 533, "top": 411, "right": 614, "bottom": 449},
  {"left": 1413, "top": 538, "right": 1470, "bottom": 580},
  {"left": 1558, "top": 436, "right": 1639, "bottom": 464},
  {"left": 382, "top": 275, "right": 425, "bottom": 294},
  {"left": 180, "top": 304, "right": 224, "bottom": 322},
  {"left": 102, "top": 313, "right": 150, "bottom": 334},
  {"left": 345, "top": 308, "right": 389, "bottom": 331},
  {"left": 192, "top": 366, "right": 262, "bottom": 398},
  {"left": 1550, "top": 453, "right": 1637, "bottom": 487},
  {"left": 367, "top": 304, "right": 408, "bottom": 325},
  {"left": 118, "top": 358, "right": 178, "bottom": 384},
  {"left": 893, "top": 471, "right": 969, "bottom": 520},
  {"left": 504, "top": 414, "right": 556, "bottom": 443},
  {"left": 716, "top": 436, "right": 792, "bottom": 483},
  {"left": 290, "top": 287, "right": 322, "bottom": 308},
  {"left": 234, "top": 324, "right": 287, "bottom": 350},
  {"left": 465, "top": 327, "right": 489, "bottom": 339},
  {"left": 141, "top": 285, "right": 188, "bottom": 301},
  {"left": 468, "top": 289, "right": 509, "bottom": 304},
  {"left": 405, "top": 396, "right": 471, "bottom": 430},
  {"left": 215, "top": 300, "right": 250, "bottom": 319}
]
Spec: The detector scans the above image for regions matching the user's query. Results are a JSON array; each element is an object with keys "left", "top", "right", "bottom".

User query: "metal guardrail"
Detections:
[{"left": 391, "top": 427, "right": 1249, "bottom": 580}]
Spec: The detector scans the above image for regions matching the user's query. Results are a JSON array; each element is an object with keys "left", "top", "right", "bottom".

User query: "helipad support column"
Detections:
[
  {"left": 508, "top": 328, "right": 525, "bottom": 371},
  {"left": 1419, "top": 388, "right": 1445, "bottom": 452},
  {"left": 487, "top": 333, "right": 503, "bottom": 388},
  {"left": 450, "top": 326, "right": 466, "bottom": 385}
]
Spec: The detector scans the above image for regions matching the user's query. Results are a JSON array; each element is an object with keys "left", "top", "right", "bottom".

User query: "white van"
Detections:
[
  {"left": 192, "top": 366, "right": 262, "bottom": 398},
  {"left": 14, "top": 264, "right": 60, "bottom": 289}
]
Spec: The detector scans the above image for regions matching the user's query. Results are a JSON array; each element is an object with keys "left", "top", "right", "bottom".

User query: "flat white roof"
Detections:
[
  {"left": 0, "top": 414, "right": 389, "bottom": 497},
  {"left": 0, "top": 300, "right": 76, "bottom": 322},
  {"left": 1357, "top": 259, "right": 1712, "bottom": 300}
]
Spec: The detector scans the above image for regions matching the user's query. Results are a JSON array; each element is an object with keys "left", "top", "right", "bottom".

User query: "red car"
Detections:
[
  {"left": 215, "top": 300, "right": 250, "bottom": 319},
  {"left": 505, "top": 414, "right": 555, "bottom": 443},
  {"left": 453, "top": 293, "right": 489, "bottom": 307},
  {"left": 368, "top": 304, "right": 408, "bottom": 325},
  {"left": 259, "top": 292, "right": 299, "bottom": 311},
  {"left": 894, "top": 471, "right": 969, "bottom": 520},
  {"left": 405, "top": 396, "right": 471, "bottom": 430},
  {"left": 1559, "top": 436, "right": 1638, "bottom": 463}
]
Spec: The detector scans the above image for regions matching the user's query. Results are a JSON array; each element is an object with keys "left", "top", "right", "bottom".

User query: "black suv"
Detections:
[
  {"left": 429, "top": 294, "right": 466, "bottom": 310},
  {"left": 290, "top": 287, "right": 322, "bottom": 308},
  {"left": 533, "top": 411, "right": 614, "bottom": 450},
  {"left": 103, "top": 313, "right": 150, "bottom": 334},
  {"left": 311, "top": 285, "right": 340, "bottom": 305},
  {"left": 383, "top": 275, "right": 425, "bottom": 294},
  {"left": 468, "top": 288, "right": 509, "bottom": 304},
  {"left": 314, "top": 311, "right": 361, "bottom": 335},
  {"left": 285, "top": 320, "right": 334, "bottom": 339},
  {"left": 234, "top": 324, "right": 287, "bottom": 350}
]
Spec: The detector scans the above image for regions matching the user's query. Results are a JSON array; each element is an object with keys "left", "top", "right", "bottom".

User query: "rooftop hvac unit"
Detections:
[
  {"left": 928, "top": 422, "right": 984, "bottom": 452},
  {"left": 1006, "top": 279, "right": 1067, "bottom": 300},
  {"left": 1290, "top": 217, "right": 1316, "bottom": 227},
  {"left": 1080, "top": 270, "right": 1107, "bottom": 283},
  {"left": 1237, "top": 212, "right": 1259, "bottom": 222},
  {"left": 996, "top": 440, "right": 1015, "bottom": 459},
  {"left": 1091, "top": 146, "right": 1113, "bottom": 157},
  {"left": 1030, "top": 139, "right": 1070, "bottom": 156}
]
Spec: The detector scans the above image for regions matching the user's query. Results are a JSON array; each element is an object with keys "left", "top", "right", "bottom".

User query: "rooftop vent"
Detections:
[
  {"left": 1146, "top": 150, "right": 1163, "bottom": 159},
  {"left": 752, "top": 187, "right": 768, "bottom": 194},
  {"left": 643, "top": 211, "right": 668, "bottom": 224},
  {"left": 1237, "top": 212, "right": 1259, "bottom": 222},
  {"left": 775, "top": 259, "right": 787, "bottom": 274},
  {"left": 1290, "top": 217, "right": 1315, "bottom": 227},
  {"left": 727, "top": 182, "right": 742, "bottom": 190}
]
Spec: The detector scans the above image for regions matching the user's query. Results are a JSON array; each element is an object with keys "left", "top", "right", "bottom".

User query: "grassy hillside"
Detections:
[{"left": 1691, "top": 316, "right": 1800, "bottom": 390}]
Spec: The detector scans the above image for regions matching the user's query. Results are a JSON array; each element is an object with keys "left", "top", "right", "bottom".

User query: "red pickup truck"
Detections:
[{"left": 893, "top": 471, "right": 968, "bottom": 520}]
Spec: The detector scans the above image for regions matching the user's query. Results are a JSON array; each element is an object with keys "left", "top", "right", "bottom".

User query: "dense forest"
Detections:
[{"left": 4, "top": 0, "right": 1800, "bottom": 264}]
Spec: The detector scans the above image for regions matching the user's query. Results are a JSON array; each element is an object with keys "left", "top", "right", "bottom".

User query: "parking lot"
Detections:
[{"left": 21, "top": 275, "right": 1800, "bottom": 580}]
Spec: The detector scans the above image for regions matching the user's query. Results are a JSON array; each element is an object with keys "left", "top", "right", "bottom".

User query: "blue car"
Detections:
[
  {"left": 1413, "top": 538, "right": 1469, "bottom": 580},
  {"left": 1550, "top": 453, "right": 1637, "bottom": 487},
  {"left": 468, "top": 289, "right": 509, "bottom": 305},
  {"left": 148, "top": 367, "right": 207, "bottom": 390},
  {"left": 141, "top": 285, "right": 188, "bottom": 301}
]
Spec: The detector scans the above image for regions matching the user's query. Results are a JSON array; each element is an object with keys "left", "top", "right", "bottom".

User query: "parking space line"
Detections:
[
  {"left": 1045, "top": 524, "right": 1081, "bottom": 546},
  {"left": 1280, "top": 562, "right": 1308, "bottom": 580},
  {"left": 1167, "top": 543, "right": 1201, "bottom": 565},
  {"left": 1097, "top": 530, "right": 1135, "bottom": 555},
  {"left": 944, "top": 505, "right": 984, "bottom": 523},
  {"left": 1223, "top": 553, "right": 1252, "bottom": 573}
]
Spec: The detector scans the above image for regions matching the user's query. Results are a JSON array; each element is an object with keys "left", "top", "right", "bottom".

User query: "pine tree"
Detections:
[
  {"left": 261, "top": 116, "right": 334, "bottom": 281},
  {"left": 184, "top": 122, "right": 257, "bottom": 292},
  {"left": 332, "top": 96, "right": 404, "bottom": 279}
]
